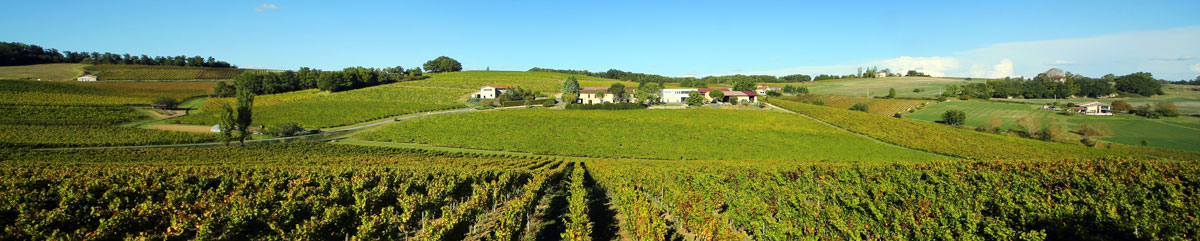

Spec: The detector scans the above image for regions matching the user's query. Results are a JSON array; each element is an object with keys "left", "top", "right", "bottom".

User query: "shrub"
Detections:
[
  {"left": 941, "top": 110, "right": 966, "bottom": 126},
  {"left": 766, "top": 91, "right": 781, "bottom": 97},
  {"left": 264, "top": 122, "right": 308, "bottom": 137},
  {"left": 1155, "top": 102, "right": 1180, "bottom": 117},
  {"left": 849, "top": 103, "right": 869, "bottom": 112},
  {"left": 564, "top": 103, "right": 647, "bottom": 110},
  {"left": 152, "top": 97, "right": 179, "bottom": 109},
  {"left": 913, "top": 88, "right": 922, "bottom": 93},
  {"left": 500, "top": 99, "right": 554, "bottom": 107},
  {"left": 811, "top": 100, "right": 824, "bottom": 106},
  {"left": 1110, "top": 100, "right": 1133, "bottom": 112}
]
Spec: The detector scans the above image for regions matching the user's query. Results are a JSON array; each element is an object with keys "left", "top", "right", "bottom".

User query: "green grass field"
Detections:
[
  {"left": 0, "top": 63, "right": 88, "bottom": 81},
  {"left": 358, "top": 108, "right": 947, "bottom": 161},
  {"left": 764, "top": 77, "right": 985, "bottom": 98},
  {"left": 906, "top": 100, "right": 1200, "bottom": 151},
  {"left": 996, "top": 87, "right": 1200, "bottom": 115}
]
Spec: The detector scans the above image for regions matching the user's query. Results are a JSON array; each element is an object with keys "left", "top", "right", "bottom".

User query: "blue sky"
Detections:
[{"left": 3, "top": 0, "right": 1199, "bottom": 80}]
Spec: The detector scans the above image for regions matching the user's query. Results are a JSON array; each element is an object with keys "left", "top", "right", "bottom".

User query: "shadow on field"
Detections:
[{"left": 582, "top": 163, "right": 621, "bottom": 241}]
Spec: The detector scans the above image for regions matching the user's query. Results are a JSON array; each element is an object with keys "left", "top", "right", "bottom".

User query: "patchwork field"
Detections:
[
  {"left": 906, "top": 100, "right": 1200, "bottom": 151},
  {"left": 358, "top": 108, "right": 947, "bottom": 161},
  {"left": 768, "top": 98, "right": 1200, "bottom": 160},
  {"left": 779, "top": 95, "right": 931, "bottom": 116},
  {"left": 765, "top": 77, "right": 986, "bottom": 98},
  {"left": 0, "top": 63, "right": 88, "bottom": 81}
]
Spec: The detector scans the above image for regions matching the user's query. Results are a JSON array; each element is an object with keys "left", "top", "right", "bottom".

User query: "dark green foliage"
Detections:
[
  {"left": 941, "top": 110, "right": 966, "bottom": 126},
  {"left": 237, "top": 67, "right": 418, "bottom": 94},
  {"left": 886, "top": 88, "right": 896, "bottom": 98},
  {"left": 234, "top": 92, "right": 253, "bottom": 145},
  {"left": 562, "top": 76, "right": 580, "bottom": 94},
  {"left": 564, "top": 103, "right": 646, "bottom": 110},
  {"left": 766, "top": 91, "right": 782, "bottom": 97},
  {"left": 1115, "top": 72, "right": 1164, "bottom": 96},
  {"left": 606, "top": 83, "right": 626, "bottom": 101},
  {"left": 500, "top": 99, "right": 554, "bottom": 107},
  {"left": 1, "top": 41, "right": 234, "bottom": 67},
  {"left": 849, "top": 103, "right": 869, "bottom": 112},
  {"left": 264, "top": 122, "right": 307, "bottom": 137},
  {"left": 211, "top": 82, "right": 236, "bottom": 97},
  {"left": 780, "top": 74, "right": 811, "bottom": 82},
  {"left": 731, "top": 79, "right": 756, "bottom": 91},
  {"left": 686, "top": 91, "right": 704, "bottom": 106},
  {"left": 423, "top": 56, "right": 463, "bottom": 73},
  {"left": 905, "top": 70, "right": 930, "bottom": 77},
  {"left": 151, "top": 97, "right": 178, "bottom": 109}
]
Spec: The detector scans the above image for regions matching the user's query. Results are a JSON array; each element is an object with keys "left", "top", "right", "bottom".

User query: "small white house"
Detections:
[
  {"left": 474, "top": 85, "right": 510, "bottom": 99},
  {"left": 77, "top": 74, "right": 98, "bottom": 82},
  {"left": 579, "top": 86, "right": 638, "bottom": 104},
  {"left": 1072, "top": 102, "right": 1112, "bottom": 116},
  {"left": 662, "top": 89, "right": 698, "bottom": 104},
  {"left": 754, "top": 85, "right": 778, "bottom": 96}
]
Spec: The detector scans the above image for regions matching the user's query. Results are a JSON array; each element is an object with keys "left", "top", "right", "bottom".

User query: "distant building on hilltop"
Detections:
[
  {"left": 77, "top": 74, "right": 98, "bottom": 82},
  {"left": 755, "top": 85, "right": 778, "bottom": 95},
  {"left": 474, "top": 85, "right": 510, "bottom": 99}
]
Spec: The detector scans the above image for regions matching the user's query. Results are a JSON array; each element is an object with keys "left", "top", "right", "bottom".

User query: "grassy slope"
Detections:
[
  {"left": 358, "top": 108, "right": 947, "bottom": 161},
  {"left": 907, "top": 100, "right": 1200, "bottom": 151},
  {"left": 179, "top": 71, "right": 623, "bottom": 128},
  {"left": 779, "top": 95, "right": 931, "bottom": 116},
  {"left": 0, "top": 63, "right": 88, "bottom": 81},
  {"left": 0, "top": 79, "right": 216, "bottom": 105},
  {"left": 763, "top": 77, "right": 986, "bottom": 98},
  {"left": 769, "top": 98, "right": 1200, "bottom": 161}
]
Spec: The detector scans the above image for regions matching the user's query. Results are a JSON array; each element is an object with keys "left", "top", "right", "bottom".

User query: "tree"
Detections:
[
  {"left": 265, "top": 122, "right": 305, "bottom": 137},
  {"left": 1155, "top": 102, "right": 1180, "bottom": 117},
  {"left": 986, "top": 117, "right": 1003, "bottom": 133},
  {"left": 766, "top": 91, "right": 781, "bottom": 97},
  {"left": 1115, "top": 72, "right": 1163, "bottom": 96},
  {"left": 594, "top": 91, "right": 605, "bottom": 102},
  {"left": 562, "top": 93, "right": 579, "bottom": 104},
  {"left": 732, "top": 79, "right": 756, "bottom": 91},
  {"left": 708, "top": 89, "right": 725, "bottom": 103},
  {"left": 685, "top": 91, "right": 704, "bottom": 106},
  {"left": 563, "top": 76, "right": 581, "bottom": 94},
  {"left": 218, "top": 102, "right": 236, "bottom": 146},
  {"left": 234, "top": 91, "right": 254, "bottom": 145},
  {"left": 941, "top": 110, "right": 966, "bottom": 126},
  {"left": 849, "top": 103, "right": 869, "bottom": 112},
  {"left": 1016, "top": 116, "right": 1040, "bottom": 138},
  {"left": 607, "top": 84, "right": 626, "bottom": 102},
  {"left": 422, "top": 56, "right": 463, "bottom": 73},
  {"left": 1110, "top": 100, "right": 1133, "bottom": 112},
  {"left": 635, "top": 81, "right": 662, "bottom": 104},
  {"left": 905, "top": 70, "right": 929, "bottom": 77},
  {"left": 152, "top": 97, "right": 179, "bottom": 109},
  {"left": 1077, "top": 123, "right": 1111, "bottom": 147},
  {"left": 211, "top": 82, "right": 235, "bottom": 97},
  {"left": 886, "top": 88, "right": 896, "bottom": 98}
]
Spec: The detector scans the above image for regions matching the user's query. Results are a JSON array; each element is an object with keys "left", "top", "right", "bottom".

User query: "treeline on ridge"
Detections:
[
  {"left": 0, "top": 41, "right": 234, "bottom": 68},
  {"left": 218, "top": 66, "right": 425, "bottom": 96},
  {"left": 945, "top": 69, "right": 1165, "bottom": 99}
]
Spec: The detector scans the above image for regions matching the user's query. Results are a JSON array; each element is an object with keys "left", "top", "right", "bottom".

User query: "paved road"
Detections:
[{"left": 35, "top": 106, "right": 531, "bottom": 151}]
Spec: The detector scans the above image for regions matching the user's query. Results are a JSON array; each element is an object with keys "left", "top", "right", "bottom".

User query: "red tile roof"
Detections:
[
  {"left": 487, "top": 85, "right": 512, "bottom": 89},
  {"left": 696, "top": 88, "right": 731, "bottom": 92}
]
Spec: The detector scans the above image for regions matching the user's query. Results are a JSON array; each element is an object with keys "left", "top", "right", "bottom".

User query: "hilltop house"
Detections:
[
  {"left": 474, "top": 85, "right": 510, "bottom": 99},
  {"left": 579, "top": 86, "right": 638, "bottom": 104},
  {"left": 662, "top": 89, "right": 698, "bottom": 104},
  {"left": 1072, "top": 102, "right": 1112, "bottom": 116},
  {"left": 698, "top": 88, "right": 758, "bottom": 103},
  {"left": 77, "top": 74, "right": 97, "bottom": 82}
]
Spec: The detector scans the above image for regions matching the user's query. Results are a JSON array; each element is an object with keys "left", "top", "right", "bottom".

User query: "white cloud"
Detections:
[
  {"left": 768, "top": 57, "right": 778, "bottom": 61},
  {"left": 1191, "top": 63, "right": 1200, "bottom": 72},
  {"left": 244, "top": 64, "right": 265, "bottom": 69},
  {"left": 255, "top": 4, "right": 279, "bottom": 12},
  {"left": 1151, "top": 56, "right": 1196, "bottom": 61},
  {"left": 877, "top": 56, "right": 960, "bottom": 77},
  {"left": 1044, "top": 60, "right": 1076, "bottom": 66}
]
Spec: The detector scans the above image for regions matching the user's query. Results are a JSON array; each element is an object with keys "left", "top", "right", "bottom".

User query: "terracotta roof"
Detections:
[
  {"left": 696, "top": 88, "right": 731, "bottom": 92},
  {"left": 486, "top": 85, "right": 511, "bottom": 89},
  {"left": 724, "top": 91, "right": 758, "bottom": 97},
  {"left": 1077, "top": 101, "right": 1107, "bottom": 107}
]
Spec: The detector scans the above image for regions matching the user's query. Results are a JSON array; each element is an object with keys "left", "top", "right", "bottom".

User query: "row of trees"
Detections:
[
  {"left": 225, "top": 66, "right": 422, "bottom": 95},
  {"left": 0, "top": 42, "right": 235, "bottom": 67},
  {"left": 942, "top": 70, "right": 1163, "bottom": 99}
]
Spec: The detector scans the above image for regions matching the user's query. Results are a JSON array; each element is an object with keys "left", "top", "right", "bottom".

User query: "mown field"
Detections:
[
  {"left": 765, "top": 77, "right": 986, "bottom": 98},
  {"left": 779, "top": 95, "right": 930, "bottom": 116},
  {"left": 0, "top": 63, "right": 88, "bottom": 81},
  {"left": 768, "top": 98, "right": 1200, "bottom": 161},
  {"left": 906, "top": 100, "right": 1200, "bottom": 152},
  {"left": 2, "top": 143, "right": 1197, "bottom": 240},
  {"left": 358, "top": 108, "right": 947, "bottom": 161},
  {"left": 84, "top": 64, "right": 274, "bottom": 80}
]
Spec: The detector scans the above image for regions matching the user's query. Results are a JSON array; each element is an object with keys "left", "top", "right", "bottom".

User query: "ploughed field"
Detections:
[
  {"left": 2, "top": 143, "right": 1197, "bottom": 240},
  {"left": 357, "top": 108, "right": 947, "bottom": 161}
]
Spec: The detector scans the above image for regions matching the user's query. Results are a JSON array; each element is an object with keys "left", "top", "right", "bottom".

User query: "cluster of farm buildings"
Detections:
[{"left": 474, "top": 85, "right": 779, "bottom": 104}]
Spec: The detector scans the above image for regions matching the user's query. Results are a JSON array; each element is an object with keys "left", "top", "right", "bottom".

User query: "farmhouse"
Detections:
[
  {"left": 77, "top": 74, "right": 98, "bottom": 82},
  {"left": 698, "top": 88, "right": 758, "bottom": 103},
  {"left": 876, "top": 70, "right": 889, "bottom": 78},
  {"left": 662, "top": 89, "right": 698, "bottom": 104},
  {"left": 579, "top": 86, "right": 638, "bottom": 104},
  {"left": 755, "top": 85, "right": 778, "bottom": 95},
  {"left": 1072, "top": 102, "right": 1112, "bottom": 116},
  {"left": 474, "top": 86, "right": 510, "bottom": 99}
]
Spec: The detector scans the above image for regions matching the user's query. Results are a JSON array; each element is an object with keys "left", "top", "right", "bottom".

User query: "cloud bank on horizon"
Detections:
[{"left": 739, "top": 26, "right": 1200, "bottom": 80}]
